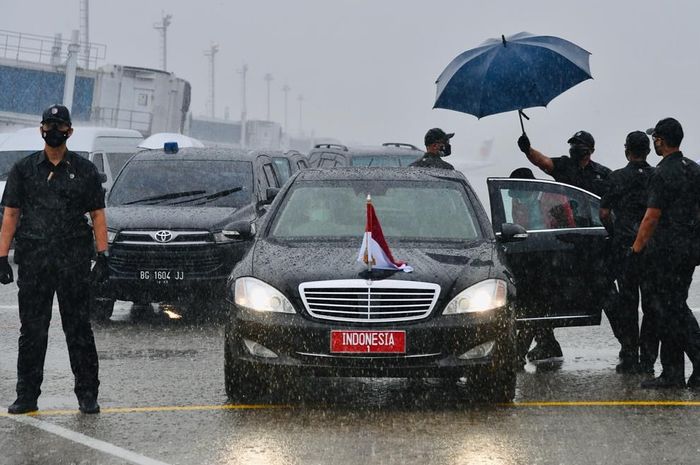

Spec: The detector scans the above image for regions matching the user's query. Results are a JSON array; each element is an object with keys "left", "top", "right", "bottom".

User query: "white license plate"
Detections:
[{"left": 139, "top": 270, "right": 185, "bottom": 281}]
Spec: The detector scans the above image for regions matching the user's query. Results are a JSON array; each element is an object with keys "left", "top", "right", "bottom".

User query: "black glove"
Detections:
[
  {"left": 90, "top": 252, "right": 110, "bottom": 285},
  {"left": 0, "top": 256, "right": 13, "bottom": 285},
  {"left": 517, "top": 133, "right": 531, "bottom": 155}
]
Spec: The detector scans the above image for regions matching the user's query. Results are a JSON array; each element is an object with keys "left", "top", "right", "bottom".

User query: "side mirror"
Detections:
[
  {"left": 222, "top": 221, "right": 256, "bottom": 239},
  {"left": 498, "top": 223, "right": 528, "bottom": 242},
  {"left": 99, "top": 173, "right": 108, "bottom": 184}
]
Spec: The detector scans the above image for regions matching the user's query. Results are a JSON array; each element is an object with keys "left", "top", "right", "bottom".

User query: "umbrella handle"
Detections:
[{"left": 518, "top": 110, "right": 530, "bottom": 134}]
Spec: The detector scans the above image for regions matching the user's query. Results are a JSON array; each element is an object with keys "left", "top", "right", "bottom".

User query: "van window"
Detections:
[
  {"left": 92, "top": 153, "right": 105, "bottom": 172},
  {"left": 263, "top": 164, "right": 278, "bottom": 187},
  {"left": 273, "top": 158, "right": 292, "bottom": 183},
  {"left": 0, "top": 151, "right": 33, "bottom": 180}
]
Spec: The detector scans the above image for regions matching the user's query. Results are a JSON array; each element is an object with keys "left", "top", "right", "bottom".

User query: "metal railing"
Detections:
[
  {"left": 91, "top": 106, "right": 153, "bottom": 134},
  {"left": 0, "top": 29, "right": 106, "bottom": 69}
]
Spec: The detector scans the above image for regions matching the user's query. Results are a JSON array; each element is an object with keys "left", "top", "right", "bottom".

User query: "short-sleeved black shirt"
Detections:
[
  {"left": 409, "top": 153, "right": 455, "bottom": 170},
  {"left": 549, "top": 156, "right": 611, "bottom": 196},
  {"left": 1, "top": 150, "right": 105, "bottom": 242},
  {"left": 600, "top": 160, "right": 653, "bottom": 244},
  {"left": 645, "top": 151, "right": 700, "bottom": 255}
]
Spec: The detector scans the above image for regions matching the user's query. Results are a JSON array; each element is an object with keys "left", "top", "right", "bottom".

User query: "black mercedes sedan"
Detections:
[{"left": 224, "top": 168, "right": 611, "bottom": 402}]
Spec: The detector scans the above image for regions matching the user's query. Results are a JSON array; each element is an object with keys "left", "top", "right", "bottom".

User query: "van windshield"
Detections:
[{"left": 108, "top": 159, "right": 254, "bottom": 208}]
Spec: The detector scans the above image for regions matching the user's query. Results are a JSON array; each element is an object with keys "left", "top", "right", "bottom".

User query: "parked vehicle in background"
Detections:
[
  {"left": 94, "top": 146, "right": 283, "bottom": 320},
  {"left": 0, "top": 126, "right": 143, "bottom": 195},
  {"left": 308, "top": 143, "right": 423, "bottom": 168},
  {"left": 269, "top": 150, "right": 309, "bottom": 184}
]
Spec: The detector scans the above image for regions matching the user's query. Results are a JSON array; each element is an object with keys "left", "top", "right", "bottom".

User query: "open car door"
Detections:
[{"left": 487, "top": 177, "right": 611, "bottom": 328}]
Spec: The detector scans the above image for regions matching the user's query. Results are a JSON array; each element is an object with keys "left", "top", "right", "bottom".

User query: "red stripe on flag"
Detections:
[{"left": 366, "top": 203, "right": 405, "bottom": 267}]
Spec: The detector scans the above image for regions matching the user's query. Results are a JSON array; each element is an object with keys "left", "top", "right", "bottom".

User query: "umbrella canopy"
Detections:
[
  {"left": 434, "top": 32, "right": 592, "bottom": 118},
  {"left": 138, "top": 132, "right": 205, "bottom": 149}
]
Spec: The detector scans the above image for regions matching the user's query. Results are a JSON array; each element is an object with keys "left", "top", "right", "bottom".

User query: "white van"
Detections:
[{"left": 0, "top": 126, "right": 144, "bottom": 196}]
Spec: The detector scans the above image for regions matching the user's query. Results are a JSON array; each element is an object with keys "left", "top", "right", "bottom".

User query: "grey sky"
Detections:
[{"left": 5, "top": 0, "right": 700, "bottom": 194}]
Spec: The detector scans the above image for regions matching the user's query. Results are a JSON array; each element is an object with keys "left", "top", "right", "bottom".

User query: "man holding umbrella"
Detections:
[{"left": 516, "top": 130, "right": 615, "bottom": 362}]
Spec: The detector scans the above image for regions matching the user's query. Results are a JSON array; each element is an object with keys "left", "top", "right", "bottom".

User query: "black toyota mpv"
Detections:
[
  {"left": 93, "top": 147, "right": 282, "bottom": 320},
  {"left": 224, "top": 168, "right": 611, "bottom": 402}
]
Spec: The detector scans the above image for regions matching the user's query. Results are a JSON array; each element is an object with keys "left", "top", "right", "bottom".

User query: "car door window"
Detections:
[
  {"left": 494, "top": 180, "right": 602, "bottom": 231},
  {"left": 263, "top": 163, "right": 279, "bottom": 187}
]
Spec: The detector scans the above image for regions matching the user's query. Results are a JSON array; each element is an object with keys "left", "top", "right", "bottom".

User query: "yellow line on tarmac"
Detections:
[
  {"left": 0, "top": 403, "right": 289, "bottom": 417},
  {"left": 508, "top": 400, "right": 700, "bottom": 407}
]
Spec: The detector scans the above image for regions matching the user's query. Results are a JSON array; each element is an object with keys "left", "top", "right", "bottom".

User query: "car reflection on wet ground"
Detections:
[{"left": 0, "top": 266, "right": 699, "bottom": 465}]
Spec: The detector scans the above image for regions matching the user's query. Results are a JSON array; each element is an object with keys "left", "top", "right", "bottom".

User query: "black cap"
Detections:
[
  {"left": 567, "top": 130, "right": 594, "bottom": 148},
  {"left": 41, "top": 104, "right": 71, "bottom": 126},
  {"left": 625, "top": 131, "right": 650, "bottom": 154},
  {"left": 646, "top": 117, "right": 683, "bottom": 146},
  {"left": 510, "top": 167, "right": 535, "bottom": 179},
  {"left": 424, "top": 128, "right": 454, "bottom": 146}
]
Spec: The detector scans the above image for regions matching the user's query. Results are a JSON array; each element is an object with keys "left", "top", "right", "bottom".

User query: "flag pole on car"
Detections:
[{"left": 357, "top": 194, "right": 413, "bottom": 273}]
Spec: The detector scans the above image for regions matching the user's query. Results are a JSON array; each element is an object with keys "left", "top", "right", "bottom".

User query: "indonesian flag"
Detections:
[{"left": 357, "top": 195, "right": 413, "bottom": 272}]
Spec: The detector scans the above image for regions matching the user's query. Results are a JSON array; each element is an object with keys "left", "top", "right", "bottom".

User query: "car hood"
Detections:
[
  {"left": 249, "top": 239, "right": 496, "bottom": 303},
  {"left": 106, "top": 206, "right": 242, "bottom": 231}
]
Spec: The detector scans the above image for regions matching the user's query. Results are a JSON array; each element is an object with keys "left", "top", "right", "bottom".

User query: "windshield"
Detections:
[
  {"left": 350, "top": 154, "right": 421, "bottom": 167},
  {"left": 0, "top": 151, "right": 36, "bottom": 180},
  {"left": 108, "top": 159, "right": 253, "bottom": 208},
  {"left": 270, "top": 180, "right": 481, "bottom": 241}
]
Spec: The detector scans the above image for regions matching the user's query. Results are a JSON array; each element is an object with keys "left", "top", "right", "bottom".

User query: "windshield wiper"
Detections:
[
  {"left": 168, "top": 187, "right": 243, "bottom": 206},
  {"left": 122, "top": 190, "right": 206, "bottom": 205}
]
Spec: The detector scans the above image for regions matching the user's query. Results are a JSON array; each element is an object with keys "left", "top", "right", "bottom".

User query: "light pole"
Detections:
[
  {"left": 297, "top": 94, "right": 304, "bottom": 136},
  {"left": 153, "top": 12, "right": 172, "bottom": 71},
  {"left": 282, "top": 84, "right": 290, "bottom": 134},
  {"left": 263, "top": 73, "right": 273, "bottom": 121},
  {"left": 204, "top": 42, "right": 219, "bottom": 118},
  {"left": 238, "top": 64, "right": 248, "bottom": 148}
]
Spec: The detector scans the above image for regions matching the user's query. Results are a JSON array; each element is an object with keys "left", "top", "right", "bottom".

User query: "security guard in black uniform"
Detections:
[
  {"left": 599, "top": 131, "right": 657, "bottom": 374},
  {"left": 631, "top": 118, "right": 700, "bottom": 389},
  {"left": 1, "top": 105, "right": 110, "bottom": 414},
  {"left": 517, "top": 130, "right": 615, "bottom": 361},
  {"left": 410, "top": 128, "right": 455, "bottom": 169}
]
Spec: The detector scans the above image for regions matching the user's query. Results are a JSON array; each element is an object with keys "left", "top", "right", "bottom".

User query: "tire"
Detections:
[
  {"left": 91, "top": 297, "right": 115, "bottom": 321},
  {"left": 224, "top": 336, "right": 273, "bottom": 402},
  {"left": 479, "top": 319, "right": 517, "bottom": 403}
]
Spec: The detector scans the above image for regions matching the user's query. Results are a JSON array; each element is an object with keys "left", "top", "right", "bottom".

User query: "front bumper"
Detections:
[{"left": 226, "top": 304, "right": 511, "bottom": 378}]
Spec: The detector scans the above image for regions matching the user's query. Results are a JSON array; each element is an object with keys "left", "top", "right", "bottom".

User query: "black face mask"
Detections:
[
  {"left": 42, "top": 129, "right": 69, "bottom": 148},
  {"left": 441, "top": 142, "right": 452, "bottom": 157},
  {"left": 569, "top": 146, "right": 589, "bottom": 161}
]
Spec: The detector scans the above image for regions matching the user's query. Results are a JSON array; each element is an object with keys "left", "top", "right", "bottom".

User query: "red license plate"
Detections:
[{"left": 330, "top": 330, "right": 406, "bottom": 354}]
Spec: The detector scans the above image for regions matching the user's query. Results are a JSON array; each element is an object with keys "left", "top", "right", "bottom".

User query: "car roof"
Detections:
[
  {"left": 0, "top": 126, "right": 144, "bottom": 152},
  {"left": 294, "top": 167, "right": 467, "bottom": 182},
  {"left": 309, "top": 144, "right": 422, "bottom": 157},
  {"left": 130, "top": 146, "right": 260, "bottom": 162}
]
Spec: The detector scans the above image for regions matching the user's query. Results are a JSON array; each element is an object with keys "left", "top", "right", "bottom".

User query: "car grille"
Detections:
[{"left": 299, "top": 279, "right": 440, "bottom": 323}]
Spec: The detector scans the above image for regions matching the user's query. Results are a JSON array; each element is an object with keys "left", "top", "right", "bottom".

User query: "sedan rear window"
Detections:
[
  {"left": 270, "top": 180, "right": 481, "bottom": 241},
  {"left": 108, "top": 159, "right": 253, "bottom": 208}
]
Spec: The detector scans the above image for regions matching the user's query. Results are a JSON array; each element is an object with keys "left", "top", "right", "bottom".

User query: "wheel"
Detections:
[
  {"left": 224, "top": 335, "right": 273, "bottom": 402},
  {"left": 91, "top": 297, "right": 115, "bottom": 321}
]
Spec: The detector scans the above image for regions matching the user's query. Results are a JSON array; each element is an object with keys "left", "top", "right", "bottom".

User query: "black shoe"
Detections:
[
  {"left": 78, "top": 397, "right": 100, "bottom": 414},
  {"left": 616, "top": 360, "right": 640, "bottom": 374},
  {"left": 527, "top": 342, "right": 563, "bottom": 362},
  {"left": 8, "top": 398, "right": 38, "bottom": 414},
  {"left": 688, "top": 372, "right": 700, "bottom": 389},
  {"left": 640, "top": 375, "right": 686, "bottom": 389}
]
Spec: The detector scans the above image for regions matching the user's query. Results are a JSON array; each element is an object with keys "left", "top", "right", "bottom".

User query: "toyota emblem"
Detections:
[{"left": 154, "top": 230, "right": 174, "bottom": 243}]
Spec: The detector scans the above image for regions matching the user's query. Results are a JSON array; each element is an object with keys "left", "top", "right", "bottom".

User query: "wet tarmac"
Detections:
[{"left": 1, "top": 262, "right": 699, "bottom": 465}]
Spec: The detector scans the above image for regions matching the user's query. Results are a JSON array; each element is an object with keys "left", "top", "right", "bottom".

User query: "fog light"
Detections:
[
  {"left": 243, "top": 339, "right": 278, "bottom": 359},
  {"left": 458, "top": 340, "right": 495, "bottom": 360}
]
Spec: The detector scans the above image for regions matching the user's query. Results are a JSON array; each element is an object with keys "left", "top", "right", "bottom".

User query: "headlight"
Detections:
[
  {"left": 107, "top": 230, "right": 117, "bottom": 244},
  {"left": 234, "top": 277, "right": 295, "bottom": 313},
  {"left": 213, "top": 232, "right": 234, "bottom": 243},
  {"left": 443, "top": 279, "right": 507, "bottom": 315}
]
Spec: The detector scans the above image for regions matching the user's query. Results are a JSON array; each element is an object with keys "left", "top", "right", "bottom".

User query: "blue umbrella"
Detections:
[{"left": 434, "top": 32, "right": 592, "bottom": 132}]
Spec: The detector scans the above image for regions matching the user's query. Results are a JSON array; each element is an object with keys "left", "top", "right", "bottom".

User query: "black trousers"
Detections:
[
  {"left": 15, "top": 250, "right": 99, "bottom": 400},
  {"left": 643, "top": 258, "right": 700, "bottom": 379},
  {"left": 613, "top": 247, "right": 659, "bottom": 365}
]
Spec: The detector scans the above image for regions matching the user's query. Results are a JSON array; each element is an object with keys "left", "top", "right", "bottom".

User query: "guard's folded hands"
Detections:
[{"left": 0, "top": 256, "right": 13, "bottom": 284}]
